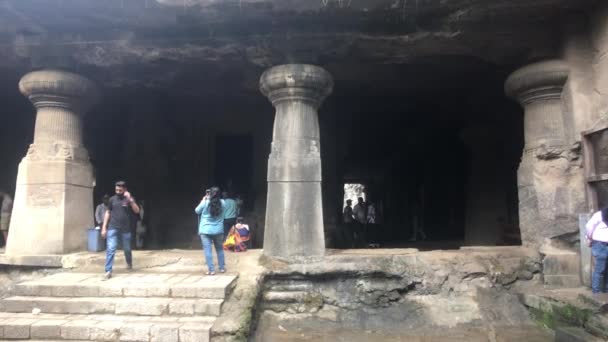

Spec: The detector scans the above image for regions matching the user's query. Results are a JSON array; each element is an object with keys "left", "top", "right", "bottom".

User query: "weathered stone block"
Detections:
[
  {"left": 179, "top": 324, "right": 209, "bottom": 342},
  {"left": 99, "top": 285, "right": 123, "bottom": 297},
  {"left": 169, "top": 300, "right": 194, "bottom": 315},
  {"left": 61, "top": 320, "right": 94, "bottom": 340},
  {"left": 56, "top": 285, "right": 99, "bottom": 297},
  {"left": 4, "top": 318, "right": 34, "bottom": 339},
  {"left": 14, "top": 284, "right": 52, "bottom": 297},
  {"left": 544, "top": 275, "right": 581, "bottom": 288},
  {"left": 30, "top": 319, "right": 66, "bottom": 339},
  {"left": 544, "top": 253, "right": 581, "bottom": 276},
  {"left": 171, "top": 286, "right": 198, "bottom": 298},
  {"left": 120, "top": 322, "right": 151, "bottom": 341},
  {"left": 3, "top": 297, "right": 34, "bottom": 312},
  {"left": 586, "top": 314, "right": 608, "bottom": 339},
  {"left": 150, "top": 323, "right": 179, "bottom": 342},
  {"left": 124, "top": 286, "right": 149, "bottom": 297},
  {"left": 146, "top": 286, "right": 171, "bottom": 297},
  {"left": 90, "top": 321, "right": 122, "bottom": 341},
  {"left": 555, "top": 326, "right": 602, "bottom": 342},
  {"left": 115, "top": 299, "right": 167, "bottom": 316},
  {"left": 194, "top": 299, "right": 223, "bottom": 316}
]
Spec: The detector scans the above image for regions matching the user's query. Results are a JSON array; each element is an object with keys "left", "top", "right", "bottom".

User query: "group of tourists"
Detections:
[
  {"left": 195, "top": 187, "right": 250, "bottom": 275},
  {"left": 342, "top": 197, "right": 377, "bottom": 248},
  {"left": 98, "top": 181, "right": 250, "bottom": 278}
]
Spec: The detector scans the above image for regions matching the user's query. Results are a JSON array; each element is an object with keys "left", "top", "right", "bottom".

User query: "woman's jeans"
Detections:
[
  {"left": 105, "top": 228, "right": 132, "bottom": 273},
  {"left": 201, "top": 234, "right": 225, "bottom": 272},
  {"left": 592, "top": 241, "right": 608, "bottom": 293}
]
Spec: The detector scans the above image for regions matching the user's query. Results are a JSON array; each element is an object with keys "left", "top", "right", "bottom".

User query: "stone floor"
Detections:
[{"left": 0, "top": 246, "right": 601, "bottom": 341}]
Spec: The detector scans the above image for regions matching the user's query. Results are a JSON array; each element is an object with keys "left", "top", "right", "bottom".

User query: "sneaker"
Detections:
[
  {"left": 126, "top": 264, "right": 133, "bottom": 271},
  {"left": 101, "top": 271, "right": 112, "bottom": 281}
]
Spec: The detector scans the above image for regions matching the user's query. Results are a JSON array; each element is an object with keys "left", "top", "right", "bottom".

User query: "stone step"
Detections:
[
  {"left": 0, "top": 312, "right": 214, "bottom": 341},
  {"left": 555, "top": 326, "right": 603, "bottom": 342},
  {"left": 13, "top": 273, "right": 237, "bottom": 300},
  {"left": 2, "top": 296, "right": 223, "bottom": 317}
]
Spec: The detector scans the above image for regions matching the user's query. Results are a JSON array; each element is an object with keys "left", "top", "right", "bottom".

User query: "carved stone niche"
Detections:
[{"left": 6, "top": 70, "right": 98, "bottom": 256}]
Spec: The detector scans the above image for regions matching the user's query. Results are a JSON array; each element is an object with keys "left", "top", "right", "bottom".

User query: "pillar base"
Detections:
[
  {"left": 6, "top": 158, "right": 93, "bottom": 255},
  {"left": 263, "top": 182, "right": 325, "bottom": 259}
]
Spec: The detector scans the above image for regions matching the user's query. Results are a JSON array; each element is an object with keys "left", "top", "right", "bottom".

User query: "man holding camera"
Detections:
[{"left": 101, "top": 181, "right": 140, "bottom": 280}]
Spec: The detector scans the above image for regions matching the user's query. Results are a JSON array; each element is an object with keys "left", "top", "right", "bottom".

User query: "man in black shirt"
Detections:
[{"left": 101, "top": 181, "right": 140, "bottom": 280}]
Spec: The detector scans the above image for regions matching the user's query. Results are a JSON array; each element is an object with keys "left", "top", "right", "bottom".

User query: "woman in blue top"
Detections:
[{"left": 195, "top": 186, "right": 226, "bottom": 275}]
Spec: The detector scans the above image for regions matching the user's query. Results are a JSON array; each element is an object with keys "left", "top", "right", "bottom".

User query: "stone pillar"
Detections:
[
  {"left": 461, "top": 126, "right": 508, "bottom": 246},
  {"left": 592, "top": 4, "right": 608, "bottom": 118},
  {"left": 7, "top": 70, "right": 98, "bottom": 255},
  {"left": 259, "top": 64, "right": 333, "bottom": 259},
  {"left": 505, "top": 60, "right": 571, "bottom": 247}
]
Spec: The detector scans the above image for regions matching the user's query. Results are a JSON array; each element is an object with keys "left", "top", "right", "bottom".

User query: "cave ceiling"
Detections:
[{"left": 0, "top": 0, "right": 599, "bottom": 95}]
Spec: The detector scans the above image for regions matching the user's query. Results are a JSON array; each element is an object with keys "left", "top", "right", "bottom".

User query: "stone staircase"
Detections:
[{"left": 0, "top": 272, "right": 237, "bottom": 341}]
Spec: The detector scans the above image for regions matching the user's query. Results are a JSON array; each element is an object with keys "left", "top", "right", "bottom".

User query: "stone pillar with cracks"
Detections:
[
  {"left": 7, "top": 70, "right": 98, "bottom": 255},
  {"left": 260, "top": 64, "right": 333, "bottom": 259},
  {"left": 505, "top": 60, "right": 573, "bottom": 247}
]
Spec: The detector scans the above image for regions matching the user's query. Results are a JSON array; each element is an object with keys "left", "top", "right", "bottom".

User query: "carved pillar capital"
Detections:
[
  {"left": 505, "top": 60, "right": 570, "bottom": 153},
  {"left": 18, "top": 70, "right": 98, "bottom": 162},
  {"left": 505, "top": 60, "right": 569, "bottom": 105},
  {"left": 19, "top": 69, "right": 99, "bottom": 112},
  {"left": 260, "top": 64, "right": 333, "bottom": 108}
]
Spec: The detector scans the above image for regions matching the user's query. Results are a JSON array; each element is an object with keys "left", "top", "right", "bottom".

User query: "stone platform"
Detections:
[
  {"left": 0, "top": 272, "right": 237, "bottom": 341},
  {"left": 517, "top": 286, "right": 608, "bottom": 341}
]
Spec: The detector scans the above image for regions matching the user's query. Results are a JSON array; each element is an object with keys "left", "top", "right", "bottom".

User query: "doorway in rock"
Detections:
[
  {"left": 329, "top": 58, "right": 523, "bottom": 250},
  {"left": 214, "top": 134, "right": 254, "bottom": 202}
]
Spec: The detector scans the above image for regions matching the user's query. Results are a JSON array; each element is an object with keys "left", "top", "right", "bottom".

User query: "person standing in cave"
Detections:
[
  {"left": 353, "top": 197, "right": 367, "bottom": 247},
  {"left": 101, "top": 181, "right": 140, "bottom": 280},
  {"left": 135, "top": 200, "right": 146, "bottom": 249},
  {"left": 342, "top": 199, "right": 355, "bottom": 248},
  {"left": 343, "top": 199, "right": 354, "bottom": 224},
  {"left": 222, "top": 192, "right": 238, "bottom": 242},
  {"left": 0, "top": 191, "right": 13, "bottom": 245},
  {"left": 586, "top": 207, "right": 608, "bottom": 294},
  {"left": 196, "top": 187, "right": 226, "bottom": 275},
  {"left": 235, "top": 194, "right": 244, "bottom": 216},
  {"left": 95, "top": 195, "right": 110, "bottom": 228}
]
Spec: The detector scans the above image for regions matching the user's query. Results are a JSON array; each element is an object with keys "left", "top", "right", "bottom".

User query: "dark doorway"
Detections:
[{"left": 214, "top": 135, "right": 254, "bottom": 196}]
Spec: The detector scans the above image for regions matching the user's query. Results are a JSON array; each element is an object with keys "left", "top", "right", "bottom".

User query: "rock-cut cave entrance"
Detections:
[{"left": 0, "top": 55, "right": 523, "bottom": 250}]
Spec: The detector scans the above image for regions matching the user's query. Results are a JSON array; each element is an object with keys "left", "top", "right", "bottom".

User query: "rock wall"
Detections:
[{"left": 252, "top": 248, "right": 544, "bottom": 340}]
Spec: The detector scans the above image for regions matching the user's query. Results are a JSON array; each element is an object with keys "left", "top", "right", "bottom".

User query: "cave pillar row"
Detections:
[
  {"left": 505, "top": 60, "right": 581, "bottom": 248},
  {"left": 6, "top": 70, "right": 98, "bottom": 255},
  {"left": 461, "top": 125, "right": 509, "bottom": 246},
  {"left": 259, "top": 64, "right": 333, "bottom": 259}
]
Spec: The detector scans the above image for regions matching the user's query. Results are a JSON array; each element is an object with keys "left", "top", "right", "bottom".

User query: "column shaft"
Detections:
[
  {"left": 34, "top": 107, "right": 83, "bottom": 145},
  {"left": 505, "top": 60, "right": 572, "bottom": 247},
  {"left": 260, "top": 64, "right": 333, "bottom": 259},
  {"left": 6, "top": 69, "right": 97, "bottom": 256}
]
